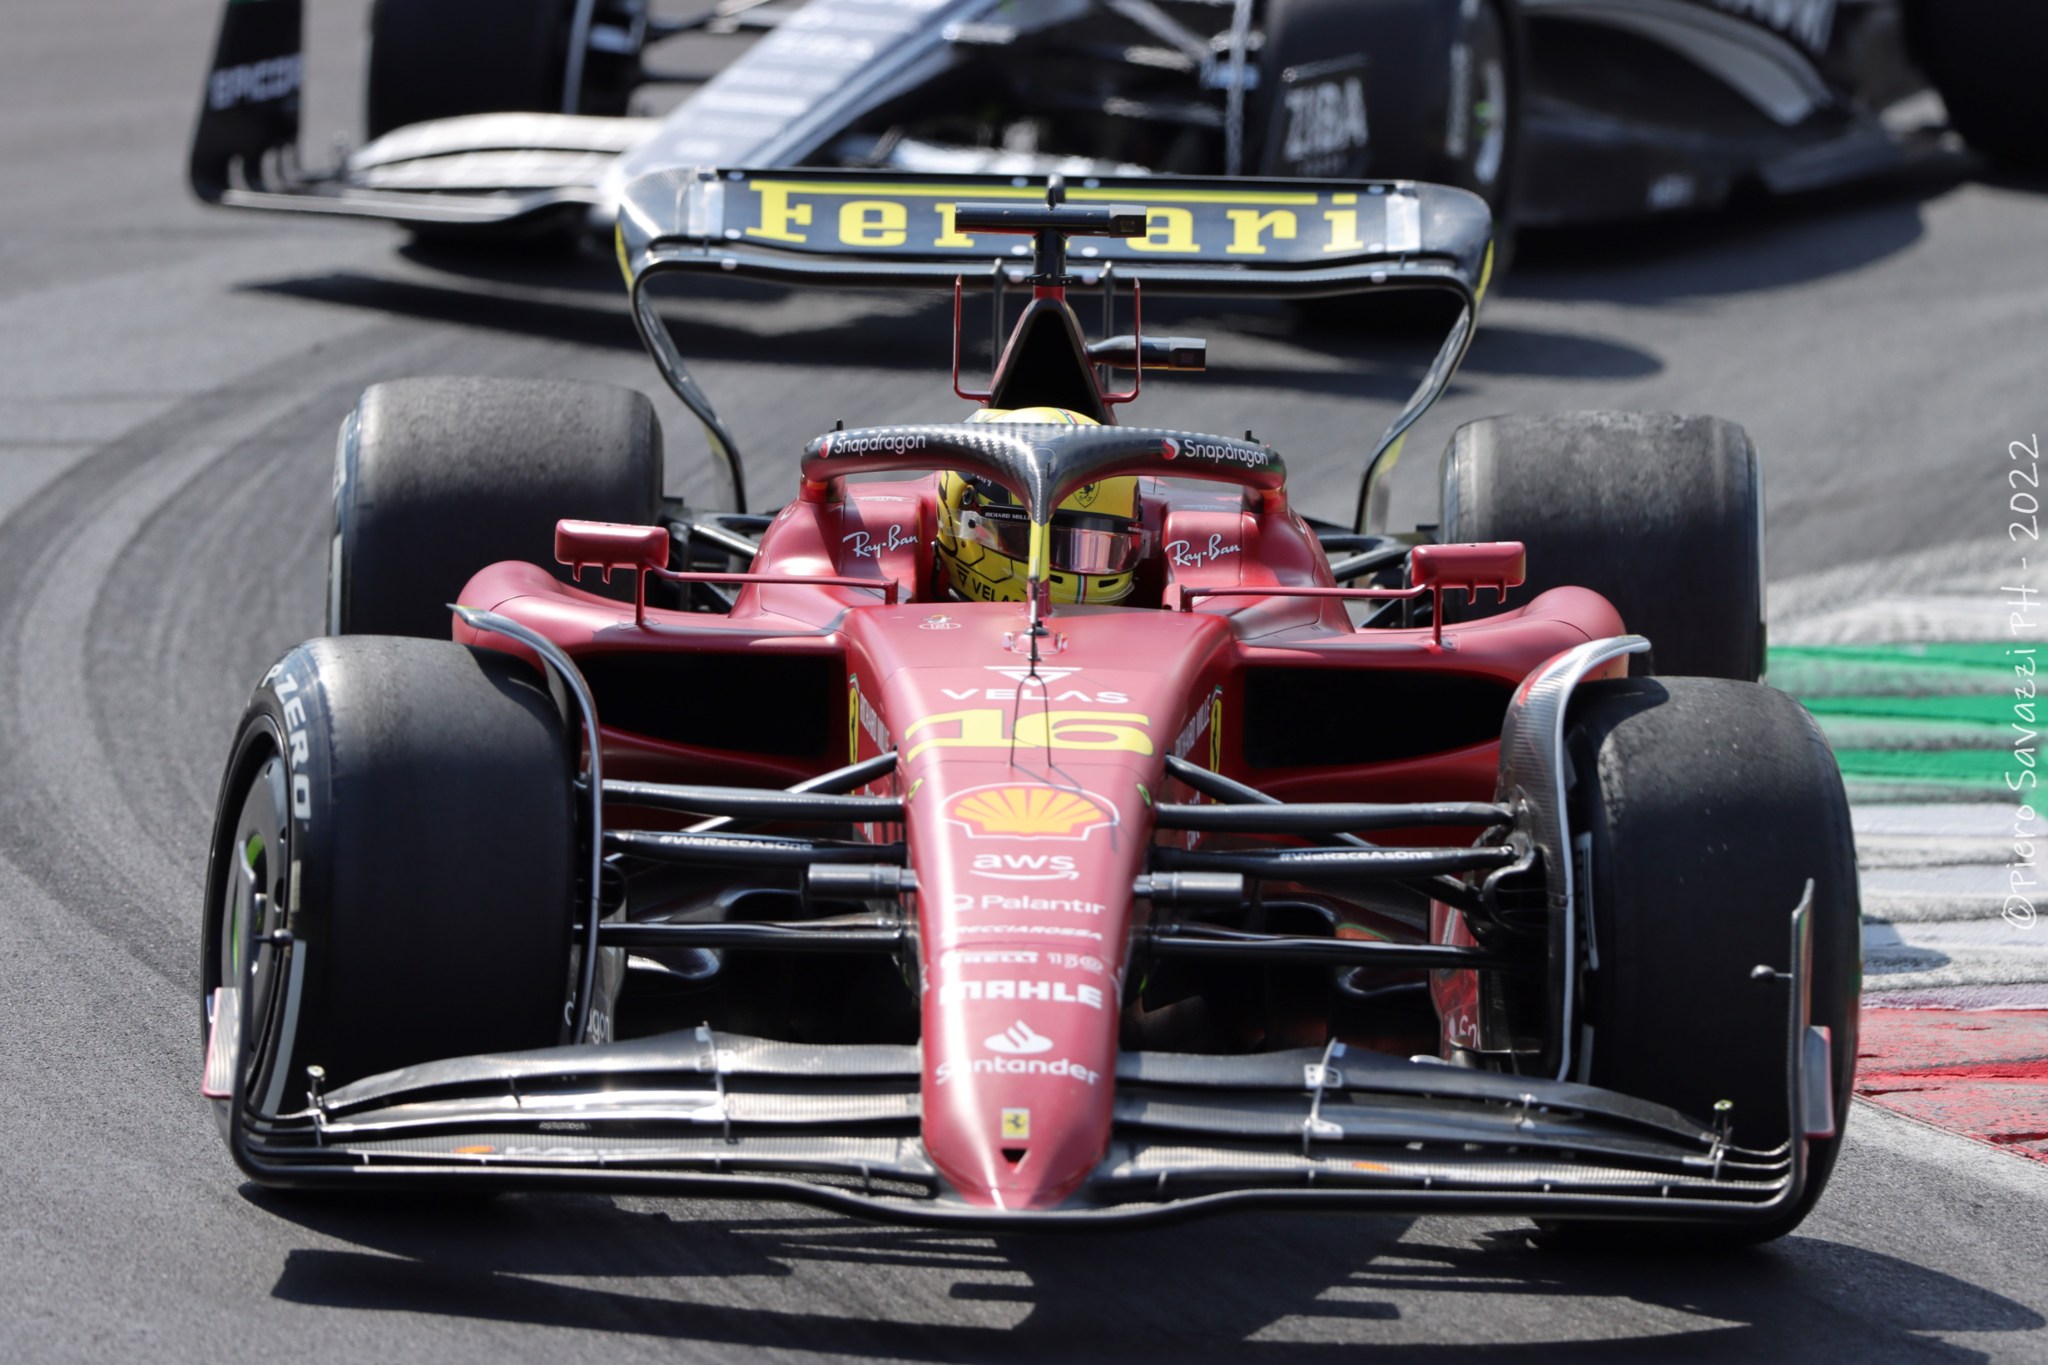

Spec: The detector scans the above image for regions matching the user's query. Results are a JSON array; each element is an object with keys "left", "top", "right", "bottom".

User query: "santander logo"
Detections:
[{"left": 984, "top": 1020, "right": 1054, "bottom": 1056}]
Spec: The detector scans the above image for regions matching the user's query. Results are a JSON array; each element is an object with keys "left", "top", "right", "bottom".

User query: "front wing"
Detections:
[{"left": 212, "top": 1022, "right": 1812, "bottom": 1229}]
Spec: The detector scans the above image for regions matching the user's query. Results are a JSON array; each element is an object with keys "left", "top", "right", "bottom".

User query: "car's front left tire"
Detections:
[{"left": 202, "top": 637, "right": 575, "bottom": 1143}]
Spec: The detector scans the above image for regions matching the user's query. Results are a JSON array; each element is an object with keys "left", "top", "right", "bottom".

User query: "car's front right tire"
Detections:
[
  {"left": 1540, "top": 676, "right": 1862, "bottom": 1246},
  {"left": 1439, "top": 411, "right": 1765, "bottom": 681},
  {"left": 329, "top": 376, "right": 664, "bottom": 638}
]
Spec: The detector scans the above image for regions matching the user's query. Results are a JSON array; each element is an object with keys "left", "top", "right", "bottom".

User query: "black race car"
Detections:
[{"left": 191, "top": 0, "right": 2044, "bottom": 245}]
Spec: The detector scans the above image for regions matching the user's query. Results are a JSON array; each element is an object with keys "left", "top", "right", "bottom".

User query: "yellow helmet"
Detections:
[{"left": 936, "top": 408, "right": 1146, "bottom": 605}]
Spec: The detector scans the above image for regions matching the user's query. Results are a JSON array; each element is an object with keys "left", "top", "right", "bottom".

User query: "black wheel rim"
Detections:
[
  {"left": 1446, "top": 0, "right": 1511, "bottom": 201},
  {"left": 204, "top": 722, "right": 296, "bottom": 1116}
]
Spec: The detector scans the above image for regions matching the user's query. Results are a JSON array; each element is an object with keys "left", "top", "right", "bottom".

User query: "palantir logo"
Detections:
[{"left": 984, "top": 1020, "right": 1054, "bottom": 1056}]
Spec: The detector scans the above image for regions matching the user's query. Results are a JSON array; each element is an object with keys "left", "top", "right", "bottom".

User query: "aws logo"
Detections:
[
  {"left": 972, "top": 853, "right": 1078, "bottom": 882},
  {"left": 948, "top": 785, "right": 1117, "bottom": 841}
]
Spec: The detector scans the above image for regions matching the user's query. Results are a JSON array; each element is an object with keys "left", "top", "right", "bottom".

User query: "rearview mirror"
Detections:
[
  {"left": 555, "top": 520, "right": 669, "bottom": 583},
  {"left": 1410, "top": 541, "right": 1526, "bottom": 604}
]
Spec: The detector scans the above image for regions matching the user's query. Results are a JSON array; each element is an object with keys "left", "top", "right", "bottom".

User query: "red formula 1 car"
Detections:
[{"left": 202, "top": 167, "right": 1860, "bottom": 1239}]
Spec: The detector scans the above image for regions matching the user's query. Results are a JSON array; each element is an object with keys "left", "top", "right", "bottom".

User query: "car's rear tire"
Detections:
[
  {"left": 1439, "top": 411, "right": 1764, "bottom": 680},
  {"left": 330, "top": 376, "right": 664, "bottom": 638},
  {"left": 1543, "top": 676, "right": 1861, "bottom": 1246},
  {"left": 1267, "top": 0, "right": 1517, "bottom": 318},
  {"left": 1906, "top": 1, "right": 2048, "bottom": 174},
  {"left": 366, "top": 0, "right": 646, "bottom": 139},
  {"left": 1259, "top": 0, "right": 1516, "bottom": 220},
  {"left": 202, "top": 637, "right": 575, "bottom": 1132}
]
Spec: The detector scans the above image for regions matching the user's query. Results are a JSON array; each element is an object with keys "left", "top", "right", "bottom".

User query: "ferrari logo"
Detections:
[
  {"left": 1000, "top": 1108, "right": 1031, "bottom": 1140},
  {"left": 949, "top": 785, "right": 1114, "bottom": 839}
]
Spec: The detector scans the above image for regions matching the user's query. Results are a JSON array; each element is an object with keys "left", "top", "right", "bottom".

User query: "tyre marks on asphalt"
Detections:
[
  {"left": 0, "top": 324, "right": 448, "bottom": 988},
  {"left": 1772, "top": 541, "right": 2048, "bottom": 1166}
]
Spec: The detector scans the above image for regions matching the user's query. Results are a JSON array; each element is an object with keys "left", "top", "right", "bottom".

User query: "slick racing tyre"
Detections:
[
  {"left": 330, "top": 376, "right": 663, "bottom": 638},
  {"left": 1439, "top": 411, "right": 1764, "bottom": 681},
  {"left": 1438, "top": 0, "right": 1517, "bottom": 226},
  {"left": 201, "top": 637, "right": 574, "bottom": 1139},
  {"left": 1258, "top": 0, "right": 1517, "bottom": 232},
  {"left": 1544, "top": 677, "right": 1861, "bottom": 1246},
  {"left": 365, "top": 0, "right": 640, "bottom": 139},
  {"left": 1263, "top": 0, "right": 1517, "bottom": 310},
  {"left": 1906, "top": 1, "right": 2048, "bottom": 174}
]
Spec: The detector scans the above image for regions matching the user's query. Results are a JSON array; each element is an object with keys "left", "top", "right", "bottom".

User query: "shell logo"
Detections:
[{"left": 947, "top": 785, "right": 1116, "bottom": 840}]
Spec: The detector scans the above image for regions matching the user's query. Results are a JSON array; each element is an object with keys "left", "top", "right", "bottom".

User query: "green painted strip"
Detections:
[
  {"left": 1803, "top": 695, "right": 2022, "bottom": 725},
  {"left": 1774, "top": 643, "right": 2020, "bottom": 670},
  {"left": 1812, "top": 720, "right": 2005, "bottom": 754},
  {"left": 1769, "top": 642, "right": 2021, "bottom": 699},
  {"left": 1830, "top": 747, "right": 2007, "bottom": 787},
  {"left": 1771, "top": 643, "right": 2018, "bottom": 794}
]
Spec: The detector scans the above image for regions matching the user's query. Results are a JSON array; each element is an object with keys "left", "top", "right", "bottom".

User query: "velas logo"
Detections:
[
  {"left": 985, "top": 665, "right": 1077, "bottom": 688},
  {"left": 984, "top": 1020, "right": 1054, "bottom": 1055},
  {"left": 947, "top": 785, "right": 1117, "bottom": 840}
]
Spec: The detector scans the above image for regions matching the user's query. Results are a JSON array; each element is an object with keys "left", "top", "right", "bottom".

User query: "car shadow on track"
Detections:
[
  {"left": 249, "top": 1190, "right": 2040, "bottom": 1360},
  {"left": 241, "top": 268, "right": 1662, "bottom": 399},
  {"left": 1504, "top": 153, "right": 1979, "bottom": 307}
]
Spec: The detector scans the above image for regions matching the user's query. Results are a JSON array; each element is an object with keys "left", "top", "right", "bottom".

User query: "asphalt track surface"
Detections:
[{"left": 7, "top": 2, "right": 2048, "bottom": 1360}]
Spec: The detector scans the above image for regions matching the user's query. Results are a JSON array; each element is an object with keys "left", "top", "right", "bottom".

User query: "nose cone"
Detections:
[
  {"left": 939, "top": 1096, "right": 1105, "bottom": 1212},
  {"left": 923, "top": 991, "right": 1117, "bottom": 1210}
]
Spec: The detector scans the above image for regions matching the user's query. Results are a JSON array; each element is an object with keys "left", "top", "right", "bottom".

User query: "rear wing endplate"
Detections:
[{"left": 619, "top": 168, "right": 1494, "bottom": 527}]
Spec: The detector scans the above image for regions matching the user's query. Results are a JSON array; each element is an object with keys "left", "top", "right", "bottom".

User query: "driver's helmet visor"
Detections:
[{"left": 956, "top": 504, "right": 1150, "bottom": 576}]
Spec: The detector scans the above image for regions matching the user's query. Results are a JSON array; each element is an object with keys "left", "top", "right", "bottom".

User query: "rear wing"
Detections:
[
  {"left": 617, "top": 168, "right": 1493, "bottom": 296},
  {"left": 189, "top": 0, "right": 614, "bottom": 231},
  {"left": 189, "top": 0, "right": 303, "bottom": 207},
  {"left": 618, "top": 168, "right": 1495, "bottom": 529}
]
